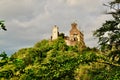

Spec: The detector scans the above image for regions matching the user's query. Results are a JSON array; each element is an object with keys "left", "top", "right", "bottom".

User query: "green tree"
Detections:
[
  {"left": 94, "top": 0, "right": 120, "bottom": 50},
  {"left": 0, "top": 20, "right": 7, "bottom": 31},
  {"left": 0, "top": 52, "right": 8, "bottom": 66},
  {"left": 58, "top": 33, "right": 65, "bottom": 39},
  {"left": 0, "top": 51, "right": 8, "bottom": 60}
]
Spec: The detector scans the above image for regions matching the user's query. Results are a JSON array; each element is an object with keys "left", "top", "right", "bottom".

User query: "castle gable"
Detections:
[{"left": 70, "top": 22, "right": 80, "bottom": 35}]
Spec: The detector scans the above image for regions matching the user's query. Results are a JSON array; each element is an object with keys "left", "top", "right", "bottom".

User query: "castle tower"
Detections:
[
  {"left": 70, "top": 22, "right": 81, "bottom": 41},
  {"left": 51, "top": 25, "right": 59, "bottom": 40},
  {"left": 69, "top": 22, "right": 85, "bottom": 47}
]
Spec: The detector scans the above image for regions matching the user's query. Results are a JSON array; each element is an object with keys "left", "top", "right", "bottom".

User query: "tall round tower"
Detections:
[{"left": 52, "top": 25, "right": 59, "bottom": 40}]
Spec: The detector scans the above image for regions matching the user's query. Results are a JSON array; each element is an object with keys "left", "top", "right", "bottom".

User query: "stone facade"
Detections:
[
  {"left": 51, "top": 25, "right": 59, "bottom": 40},
  {"left": 65, "top": 22, "right": 85, "bottom": 47},
  {"left": 70, "top": 22, "right": 83, "bottom": 42},
  {"left": 51, "top": 23, "right": 85, "bottom": 47}
]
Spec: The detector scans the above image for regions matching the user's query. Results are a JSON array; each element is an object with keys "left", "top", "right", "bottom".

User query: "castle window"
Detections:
[{"left": 73, "top": 34, "right": 78, "bottom": 41}]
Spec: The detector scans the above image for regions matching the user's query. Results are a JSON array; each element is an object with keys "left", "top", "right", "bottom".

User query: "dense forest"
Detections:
[
  {"left": 0, "top": 0, "right": 120, "bottom": 80},
  {"left": 0, "top": 37, "right": 120, "bottom": 80}
]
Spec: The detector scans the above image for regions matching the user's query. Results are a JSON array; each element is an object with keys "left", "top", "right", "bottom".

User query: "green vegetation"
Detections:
[
  {"left": 94, "top": 0, "right": 120, "bottom": 50},
  {"left": 0, "top": 20, "right": 7, "bottom": 31},
  {"left": 0, "top": 37, "right": 120, "bottom": 80},
  {"left": 0, "top": 0, "right": 120, "bottom": 79}
]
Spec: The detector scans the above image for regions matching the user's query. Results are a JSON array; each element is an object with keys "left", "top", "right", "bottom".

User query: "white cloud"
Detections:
[
  {"left": 66, "top": 0, "right": 80, "bottom": 6},
  {"left": 0, "top": 0, "right": 46, "bottom": 20},
  {"left": 0, "top": 0, "right": 112, "bottom": 55}
]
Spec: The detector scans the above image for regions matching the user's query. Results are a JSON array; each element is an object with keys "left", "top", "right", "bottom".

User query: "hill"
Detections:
[{"left": 0, "top": 37, "right": 120, "bottom": 80}]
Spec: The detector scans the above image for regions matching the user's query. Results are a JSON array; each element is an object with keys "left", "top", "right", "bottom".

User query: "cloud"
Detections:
[
  {"left": 66, "top": 0, "right": 80, "bottom": 6},
  {"left": 0, "top": 0, "right": 46, "bottom": 20},
  {"left": 0, "top": 0, "right": 112, "bottom": 55}
]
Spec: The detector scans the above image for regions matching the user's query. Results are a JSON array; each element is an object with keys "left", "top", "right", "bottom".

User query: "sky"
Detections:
[{"left": 0, "top": 0, "right": 112, "bottom": 55}]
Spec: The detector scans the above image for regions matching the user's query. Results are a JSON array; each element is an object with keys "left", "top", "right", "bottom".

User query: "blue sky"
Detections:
[{"left": 0, "top": 0, "right": 112, "bottom": 55}]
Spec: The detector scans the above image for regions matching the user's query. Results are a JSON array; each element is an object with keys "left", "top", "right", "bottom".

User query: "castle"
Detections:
[{"left": 51, "top": 22, "right": 85, "bottom": 48}]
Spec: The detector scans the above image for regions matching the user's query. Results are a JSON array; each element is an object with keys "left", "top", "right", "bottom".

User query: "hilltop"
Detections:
[
  {"left": 0, "top": 0, "right": 120, "bottom": 79},
  {"left": 0, "top": 37, "right": 120, "bottom": 80}
]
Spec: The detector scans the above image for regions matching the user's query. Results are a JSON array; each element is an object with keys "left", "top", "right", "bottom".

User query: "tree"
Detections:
[
  {"left": 0, "top": 51, "right": 8, "bottom": 60},
  {"left": 58, "top": 33, "right": 65, "bottom": 39},
  {"left": 0, "top": 20, "right": 7, "bottom": 31},
  {"left": 94, "top": 0, "right": 120, "bottom": 50},
  {"left": 0, "top": 52, "right": 8, "bottom": 66}
]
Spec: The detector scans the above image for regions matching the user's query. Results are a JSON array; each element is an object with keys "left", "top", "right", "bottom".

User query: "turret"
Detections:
[{"left": 51, "top": 25, "right": 59, "bottom": 40}]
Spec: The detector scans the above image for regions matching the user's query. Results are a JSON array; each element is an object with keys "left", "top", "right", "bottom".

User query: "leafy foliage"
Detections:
[
  {"left": 0, "top": 20, "right": 7, "bottom": 31},
  {"left": 1, "top": 37, "right": 120, "bottom": 80},
  {"left": 94, "top": 0, "right": 120, "bottom": 50},
  {"left": 0, "top": 1, "right": 120, "bottom": 79}
]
